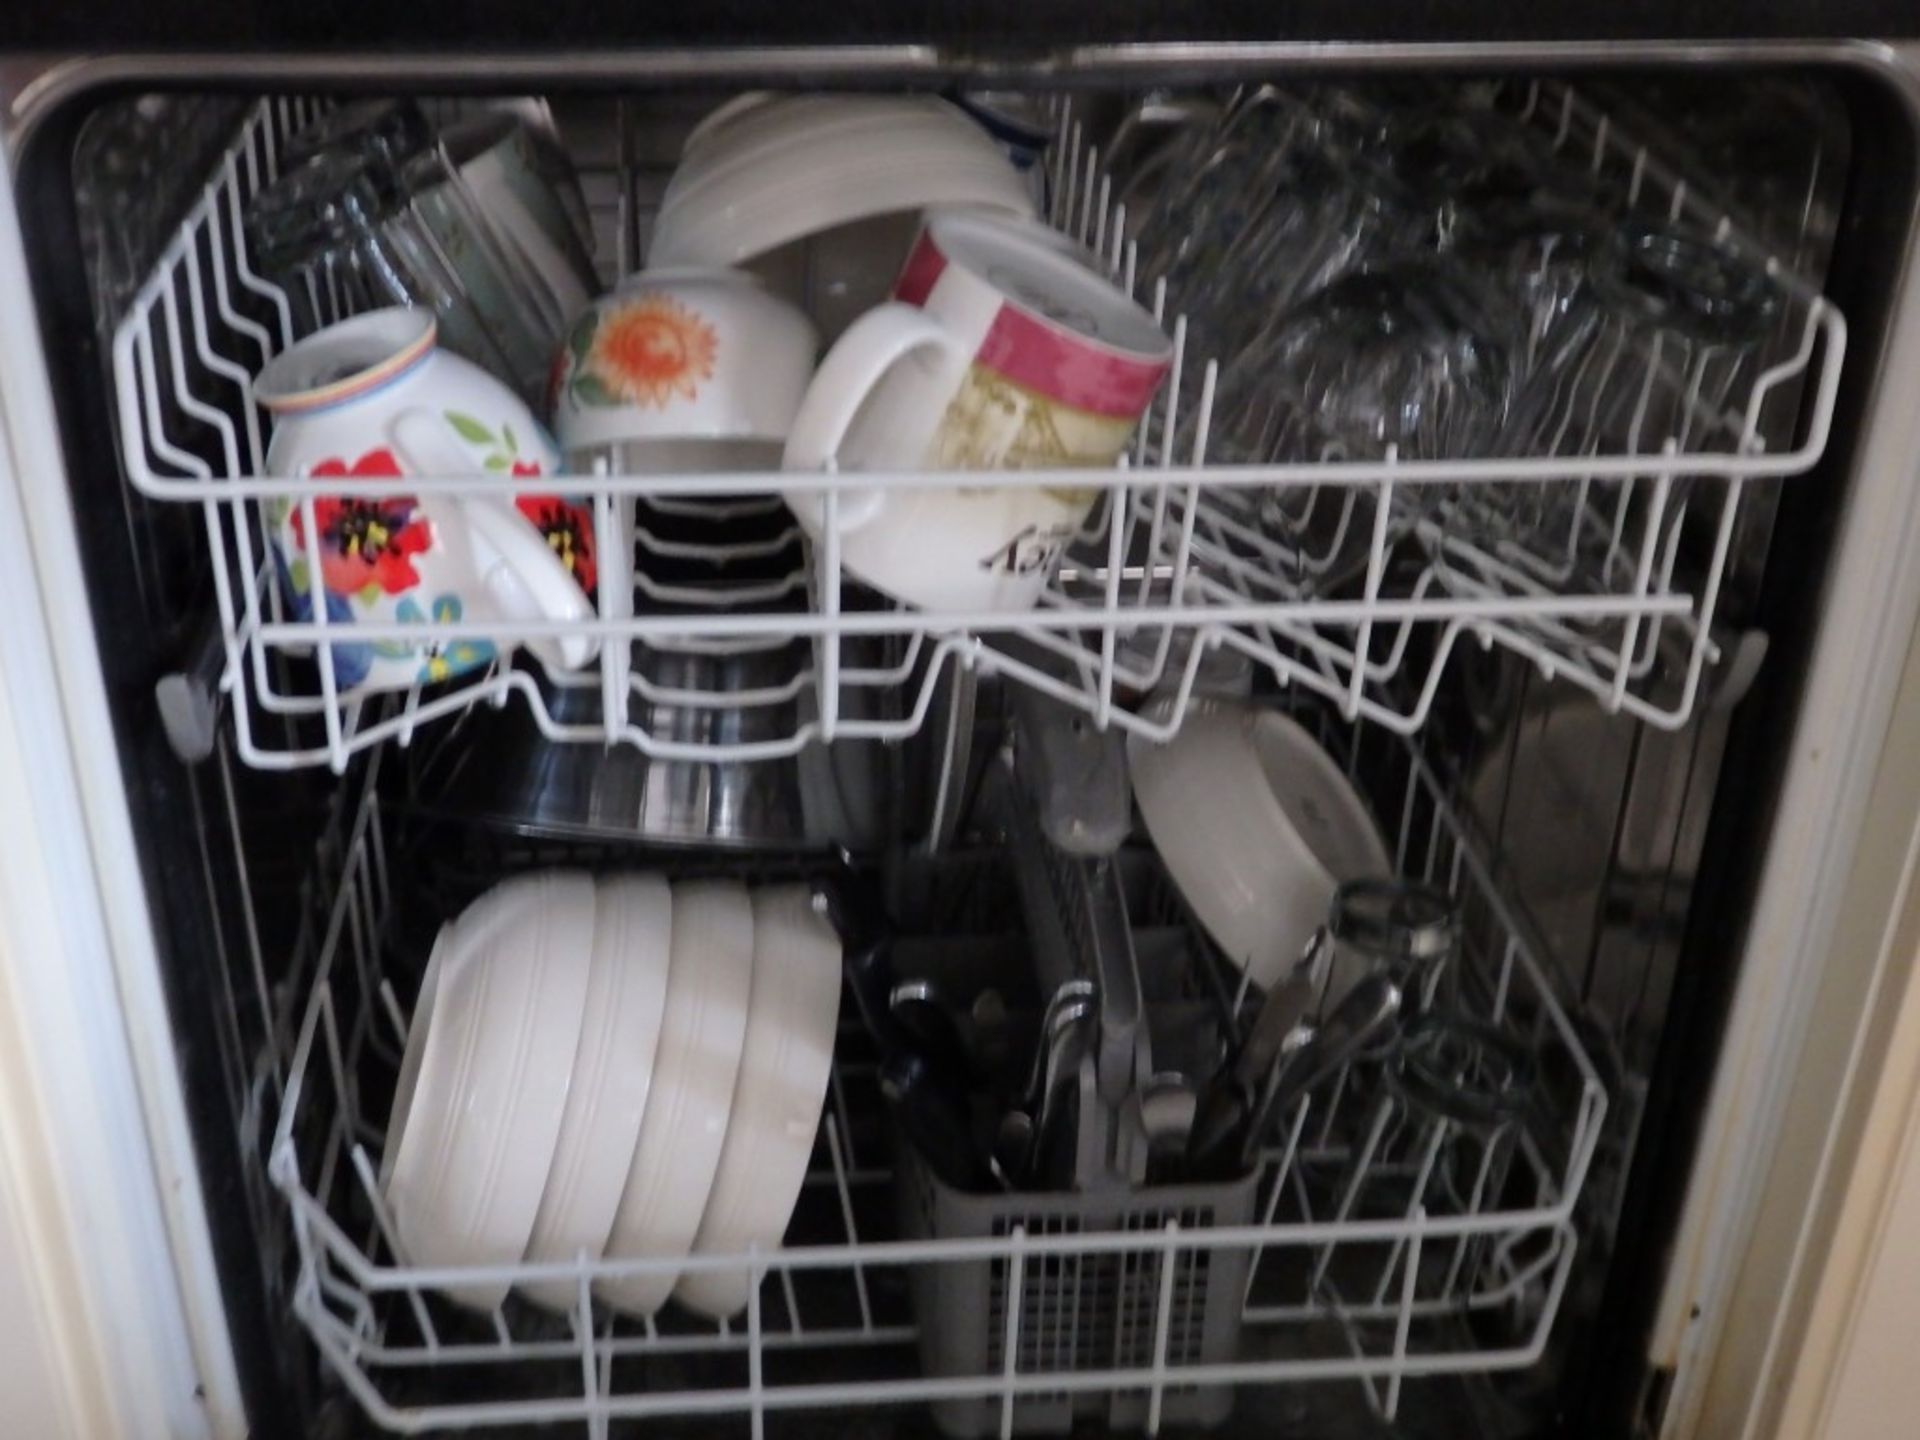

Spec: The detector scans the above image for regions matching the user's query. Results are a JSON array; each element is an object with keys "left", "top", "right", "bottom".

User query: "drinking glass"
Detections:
[
  {"left": 245, "top": 122, "right": 572, "bottom": 401},
  {"left": 282, "top": 98, "right": 434, "bottom": 197},
  {"left": 1468, "top": 215, "right": 1779, "bottom": 587},
  {"left": 1200, "top": 258, "right": 1520, "bottom": 596}
]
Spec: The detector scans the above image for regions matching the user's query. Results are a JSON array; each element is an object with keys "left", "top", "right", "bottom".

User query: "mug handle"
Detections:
[
  {"left": 390, "top": 408, "right": 600, "bottom": 674},
  {"left": 782, "top": 301, "right": 969, "bottom": 536}
]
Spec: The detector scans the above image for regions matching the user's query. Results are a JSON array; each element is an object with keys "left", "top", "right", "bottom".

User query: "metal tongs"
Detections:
[{"left": 1187, "top": 929, "right": 1404, "bottom": 1177}]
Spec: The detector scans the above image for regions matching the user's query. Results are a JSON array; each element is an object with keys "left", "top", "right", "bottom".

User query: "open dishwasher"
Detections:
[{"left": 0, "top": 40, "right": 1914, "bottom": 1440}]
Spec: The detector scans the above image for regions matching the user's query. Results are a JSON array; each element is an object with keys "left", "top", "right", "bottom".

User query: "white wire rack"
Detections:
[
  {"left": 108, "top": 82, "right": 1844, "bottom": 776},
  {"left": 266, "top": 707, "right": 1605, "bottom": 1436}
]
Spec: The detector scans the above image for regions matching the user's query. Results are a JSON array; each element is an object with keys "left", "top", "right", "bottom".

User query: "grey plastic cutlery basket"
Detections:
[{"left": 898, "top": 1145, "right": 1260, "bottom": 1437}]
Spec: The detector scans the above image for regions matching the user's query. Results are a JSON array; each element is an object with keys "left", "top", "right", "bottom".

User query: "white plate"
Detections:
[
  {"left": 378, "top": 921, "right": 451, "bottom": 1193},
  {"left": 381, "top": 870, "right": 598, "bottom": 1311},
  {"left": 1128, "top": 699, "right": 1390, "bottom": 991},
  {"left": 674, "top": 884, "right": 842, "bottom": 1319},
  {"left": 520, "top": 873, "right": 675, "bottom": 1312},
  {"left": 650, "top": 95, "right": 1033, "bottom": 269},
  {"left": 597, "top": 879, "right": 755, "bottom": 1316}
]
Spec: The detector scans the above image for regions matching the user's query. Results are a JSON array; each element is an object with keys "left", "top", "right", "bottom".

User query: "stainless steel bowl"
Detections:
[{"left": 427, "top": 639, "right": 886, "bottom": 851}]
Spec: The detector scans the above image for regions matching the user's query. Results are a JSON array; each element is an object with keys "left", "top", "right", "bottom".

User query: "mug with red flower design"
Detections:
[
  {"left": 781, "top": 209, "right": 1171, "bottom": 612},
  {"left": 256, "top": 307, "right": 600, "bottom": 694}
]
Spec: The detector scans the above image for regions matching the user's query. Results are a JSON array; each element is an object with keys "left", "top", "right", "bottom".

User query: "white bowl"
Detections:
[
  {"left": 674, "top": 884, "right": 842, "bottom": 1319},
  {"left": 597, "top": 879, "right": 755, "bottom": 1316},
  {"left": 520, "top": 874, "right": 675, "bottom": 1313},
  {"left": 650, "top": 95, "right": 1034, "bottom": 269},
  {"left": 378, "top": 921, "right": 450, "bottom": 1193},
  {"left": 1127, "top": 699, "right": 1389, "bottom": 991},
  {"left": 380, "top": 871, "right": 598, "bottom": 1311}
]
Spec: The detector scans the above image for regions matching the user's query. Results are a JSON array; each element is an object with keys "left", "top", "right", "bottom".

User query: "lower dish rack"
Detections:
[{"left": 265, "top": 704, "right": 1606, "bottom": 1436}]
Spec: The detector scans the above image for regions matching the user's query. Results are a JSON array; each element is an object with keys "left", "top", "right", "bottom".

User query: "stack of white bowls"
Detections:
[{"left": 379, "top": 870, "right": 842, "bottom": 1319}]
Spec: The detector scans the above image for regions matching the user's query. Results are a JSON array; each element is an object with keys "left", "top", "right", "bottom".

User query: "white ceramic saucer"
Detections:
[
  {"left": 674, "top": 884, "right": 842, "bottom": 1319},
  {"left": 597, "top": 879, "right": 755, "bottom": 1316},
  {"left": 521, "top": 873, "right": 675, "bottom": 1312},
  {"left": 381, "top": 870, "right": 598, "bottom": 1312}
]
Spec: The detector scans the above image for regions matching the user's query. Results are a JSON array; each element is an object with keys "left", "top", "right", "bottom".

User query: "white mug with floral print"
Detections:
[
  {"left": 255, "top": 306, "right": 599, "bottom": 694},
  {"left": 549, "top": 268, "right": 818, "bottom": 694},
  {"left": 781, "top": 209, "right": 1171, "bottom": 613}
]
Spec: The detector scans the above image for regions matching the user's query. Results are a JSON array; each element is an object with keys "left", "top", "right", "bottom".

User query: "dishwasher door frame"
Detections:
[
  {"left": 4, "top": 37, "right": 1920, "bottom": 1440},
  {"left": 0, "top": 136, "right": 242, "bottom": 1438}
]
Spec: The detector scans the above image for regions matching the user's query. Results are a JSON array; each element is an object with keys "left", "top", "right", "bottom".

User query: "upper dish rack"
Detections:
[{"left": 108, "top": 84, "right": 1846, "bottom": 773}]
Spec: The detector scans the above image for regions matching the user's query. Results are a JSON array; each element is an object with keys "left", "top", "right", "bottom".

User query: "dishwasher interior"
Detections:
[{"left": 46, "top": 68, "right": 1863, "bottom": 1438}]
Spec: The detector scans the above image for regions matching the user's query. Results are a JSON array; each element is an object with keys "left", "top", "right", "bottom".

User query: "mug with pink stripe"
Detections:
[{"left": 782, "top": 210, "right": 1171, "bottom": 612}]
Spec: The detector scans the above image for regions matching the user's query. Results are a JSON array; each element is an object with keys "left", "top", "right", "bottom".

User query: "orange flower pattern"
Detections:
[{"left": 563, "top": 294, "right": 718, "bottom": 411}]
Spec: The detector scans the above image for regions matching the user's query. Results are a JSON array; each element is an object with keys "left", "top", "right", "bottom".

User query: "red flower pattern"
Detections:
[
  {"left": 292, "top": 448, "right": 429, "bottom": 596},
  {"left": 515, "top": 494, "right": 598, "bottom": 597}
]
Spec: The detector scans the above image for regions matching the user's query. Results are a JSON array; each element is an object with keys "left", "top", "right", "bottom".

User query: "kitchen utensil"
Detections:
[
  {"left": 1237, "top": 1021, "right": 1321, "bottom": 1170},
  {"left": 598, "top": 879, "right": 755, "bottom": 1317},
  {"left": 649, "top": 94, "right": 1035, "bottom": 269},
  {"left": 1392, "top": 1010, "right": 1536, "bottom": 1129},
  {"left": 991, "top": 1109, "right": 1036, "bottom": 1188},
  {"left": 1127, "top": 696, "right": 1390, "bottom": 988},
  {"left": 255, "top": 307, "right": 598, "bottom": 688},
  {"left": 677, "top": 885, "right": 843, "bottom": 1319},
  {"left": 380, "top": 870, "right": 597, "bottom": 1311},
  {"left": 888, "top": 979, "right": 978, "bottom": 1089},
  {"left": 1139, "top": 1071, "right": 1199, "bottom": 1171},
  {"left": 782, "top": 209, "right": 1172, "bottom": 613},
  {"left": 1025, "top": 980, "right": 1098, "bottom": 1097},
  {"left": 1326, "top": 876, "right": 1460, "bottom": 1015},
  {"left": 845, "top": 933, "right": 907, "bottom": 1057},
  {"left": 995, "top": 981, "right": 1096, "bottom": 1188},
  {"left": 1268, "top": 972, "right": 1406, "bottom": 1123},
  {"left": 883, "top": 1050, "right": 987, "bottom": 1193},
  {"left": 1029, "top": 998, "right": 1098, "bottom": 1188},
  {"left": 521, "top": 873, "right": 674, "bottom": 1312},
  {"left": 1186, "top": 959, "right": 1322, "bottom": 1172}
]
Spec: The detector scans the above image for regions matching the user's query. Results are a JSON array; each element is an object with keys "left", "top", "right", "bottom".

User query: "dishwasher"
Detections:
[{"left": 0, "top": 35, "right": 1916, "bottom": 1440}]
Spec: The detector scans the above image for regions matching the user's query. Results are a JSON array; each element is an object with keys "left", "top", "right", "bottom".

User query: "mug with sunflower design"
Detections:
[
  {"left": 551, "top": 267, "right": 817, "bottom": 467},
  {"left": 550, "top": 269, "right": 818, "bottom": 691},
  {"left": 256, "top": 306, "right": 600, "bottom": 694}
]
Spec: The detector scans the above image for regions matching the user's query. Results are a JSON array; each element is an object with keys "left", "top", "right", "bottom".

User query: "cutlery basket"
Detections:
[{"left": 898, "top": 1147, "right": 1260, "bottom": 1437}]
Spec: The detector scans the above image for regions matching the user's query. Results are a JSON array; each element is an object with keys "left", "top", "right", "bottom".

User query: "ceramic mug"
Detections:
[
  {"left": 255, "top": 307, "right": 598, "bottom": 693},
  {"left": 552, "top": 267, "right": 818, "bottom": 461},
  {"left": 781, "top": 209, "right": 1171, "bottom": 612},
  {"left": 551, "top": 268, "right": 818, "bottom": 691}
]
